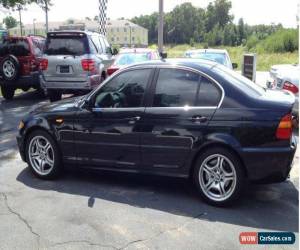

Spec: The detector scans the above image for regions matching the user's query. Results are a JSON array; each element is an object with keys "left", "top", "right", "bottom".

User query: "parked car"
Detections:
[
  {"left": 40, "top": 30, "right": 115, "bottom": 102},
  {"left": 0, "top": 35, "right": 45, "bottom": 100},
  {"left": 17, "top": 59, "right": 296, "bottom": 206},
  {"left": 184, "top": 49, "right": 237, "bottom": 70},
  {"left": 266, "top": 64, "right": 299, "bottom": 120},
  {"left": 107, "top": 48, "right": 159, "bottom": 76}
]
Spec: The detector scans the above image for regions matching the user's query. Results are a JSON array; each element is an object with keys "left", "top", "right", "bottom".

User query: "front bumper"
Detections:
[
  {"left": 16, "top": 134, "right": 26, "bottom": 162},
  {"left": 240, "top": 137, "right": 297, "bottom": 183}
]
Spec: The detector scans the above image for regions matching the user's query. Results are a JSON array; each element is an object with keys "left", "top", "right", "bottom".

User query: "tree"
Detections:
[
  {"left": 85, "top": 17, "right": 91, "bottom": 21},
  {"left": 93, "top": 15, "right": 99, "bottom": 22},
  {"left": 237, "top": 18, "right": 245, "bottom": 45},
  {"left": 3, "top": 15, "right": 17, "bottom": 29},
  {"left": 0, "top": 0, "right": 51, "bottom": 8}
]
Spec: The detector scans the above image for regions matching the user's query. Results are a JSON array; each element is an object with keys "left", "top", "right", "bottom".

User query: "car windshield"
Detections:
[
  {"left": 191, "top": 52, "right": 228, "bottom": 66},
  {"left": 115, "top": 53, "right": 152, "bottom": 66},
  {"left": 213, "top": 64, "right": 265, "bottom": 96},
  {"left": 44, "top": 35, "right": 88, "bottom": 56}
]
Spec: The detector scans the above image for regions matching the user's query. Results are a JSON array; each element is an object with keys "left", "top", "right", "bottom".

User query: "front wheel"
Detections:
[
  {"left": 25, "top": 130, "right": 63, "bottom": 179},
  {"left": 193, "top": 147, "right": 245, "bottom": 206}
]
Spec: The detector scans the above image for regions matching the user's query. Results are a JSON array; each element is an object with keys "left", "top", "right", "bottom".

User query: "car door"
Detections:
[
  {"left": 74, "top": 67, "right": 154, "bottom": 169},
  {"left": 140, "top": 67, "right": 223, "bottom": 171}
]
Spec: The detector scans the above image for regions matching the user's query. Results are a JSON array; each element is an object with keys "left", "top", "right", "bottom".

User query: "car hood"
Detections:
[{"left": 30, "top": 96, "right": 79, "bottom": 115}]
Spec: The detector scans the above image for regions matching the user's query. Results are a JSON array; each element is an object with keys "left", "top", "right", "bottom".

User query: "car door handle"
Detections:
[
  {"left": 188, "top": 116, "right": 208, "bottom": 123},
  {"left": 128, "top": 116, "right": 141, "bottom": 125}
]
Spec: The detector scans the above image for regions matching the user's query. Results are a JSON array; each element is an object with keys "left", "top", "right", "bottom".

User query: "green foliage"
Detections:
[
  {"left": 131, "top": 0, "right": 297, "bottom": 54},
  {"left": 3, "top": 15, "right": 17, "bottom": 29},
  {"left": 260, "top": 29, "right": 298, "bottom": 53},
  {"left": 0, "top": 0, "right": 51, "bottom": 8}
]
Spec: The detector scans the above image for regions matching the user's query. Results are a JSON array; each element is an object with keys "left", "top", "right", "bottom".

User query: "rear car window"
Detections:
[
  {"left": 44, "top": 35, "right": 88, "bottom": 56},
  {"left": 153, "top": 68, "right": 200, "bottom": 107},
  {"left": 197, "top": 76, "right": 222, "bottom": 106},
  {"left": 212, "top": 64, "right": 265, "bottom": 96},
  {"left": 0, "top": 39, "right": 30, "bottom": 57}
]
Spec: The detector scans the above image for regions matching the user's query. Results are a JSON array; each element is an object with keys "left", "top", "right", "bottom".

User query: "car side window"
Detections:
[
  {"left": 90, "top": 35, "right": 101, "bottom": 54},
  {"left": 153, "top": 68, "right": 200, "bottom": 107},
  {"left": 99, "top": 37, "right": 106, "bottom": 54},
  {"left": 197, "top": 76, "right": 222, "bottom": 107},
  {"left": 94, "top": 69, "right": 152, "bottom": 108}
]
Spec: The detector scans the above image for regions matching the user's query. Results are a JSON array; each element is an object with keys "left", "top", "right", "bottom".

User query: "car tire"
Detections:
[
  {"left": 25, "top": 130, "right": 63, "bottom": 180},
  {"left": 1, "top": 85, "right": 15, "bottom": 100},
  {"left": 0, "top": 55, "right": 20, "bottom": 82},
  {"left": 193, "top": 147, "right": 245, "bottom": 206},
  {"left": 48, "top": 90, "right": 62, "bottom": 102}
]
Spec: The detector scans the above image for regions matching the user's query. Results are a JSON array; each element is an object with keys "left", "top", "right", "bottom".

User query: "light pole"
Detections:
[
  {"left": 16, "top": 5, "right": 23, "bottom": 36},
  {"left": 158, "top": 0, "right": 164, "bottom": 54},
  {"left": 33, "top": 18, "right": 36, "bottom": 35}
]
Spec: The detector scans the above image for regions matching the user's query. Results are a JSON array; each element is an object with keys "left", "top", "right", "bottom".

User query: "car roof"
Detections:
[
  {"left": 47, "top": 30, "right": 104, "bottom": 37},
  {"left": 186, "top": 49, "right": 228, "bottom": 54},
  {"left": 119, "top": 48, "right": 157, "bottom": 54},
  {"left": 125, "top": 58, "right": 218, "bottom": 71}
]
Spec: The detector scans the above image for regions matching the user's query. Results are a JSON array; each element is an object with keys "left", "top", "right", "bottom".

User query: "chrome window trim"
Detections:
[{"left": 83, "top": 64, "right": 225, "bottom": 110}]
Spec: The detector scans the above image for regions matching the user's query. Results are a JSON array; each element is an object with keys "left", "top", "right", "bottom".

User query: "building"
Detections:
[
  {"left": 106, "top": 19, "right": 148, "bottom": 47},
  {"left": 8, "top": 19, "right": 148, "bottom": 47}
]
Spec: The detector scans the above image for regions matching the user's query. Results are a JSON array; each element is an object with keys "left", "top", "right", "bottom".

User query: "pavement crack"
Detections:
[
  {"left": 119, "top": 212, "right": 206, "bottom": 250},
  {"left": 51, "top": 240, "right": 118, "bottom": 249},
  {"left": 0, "top": 193, "right": 41, "bottom": 250}
]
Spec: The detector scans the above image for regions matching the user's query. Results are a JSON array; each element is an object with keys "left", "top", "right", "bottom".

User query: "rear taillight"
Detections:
[
  {"left": 107, "top": 67, "right": 119, "bottom": 76},
  {"left": 276, "top": 114, "right": 293, "bottom": 140},
  {"left": 81, "top": 59, "right": 95, "bottom": 72},
  {"left": 283, "top": 81, "right": 298, "bottom": 94},
  {"left": 39, "top": 58, "right": 48, "bottom": 71}
]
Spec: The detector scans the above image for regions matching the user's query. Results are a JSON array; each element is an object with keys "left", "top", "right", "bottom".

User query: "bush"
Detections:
[
  {"left": 246, "top": 35, "right": 259, "bottom": 51},
  {"left": 261, "top": 29, "right": 298, "bottom": 53}
]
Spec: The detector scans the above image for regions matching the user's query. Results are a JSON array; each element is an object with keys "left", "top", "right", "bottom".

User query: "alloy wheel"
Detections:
[
  {"left": 199, "top": 154, "right": 237, "bottom": 202},
  {"left": 28, "top": 136, "right": 55, "bottom": 176},
  {"left": 3, "top": 60, "right": 15, "bottom": 78}
]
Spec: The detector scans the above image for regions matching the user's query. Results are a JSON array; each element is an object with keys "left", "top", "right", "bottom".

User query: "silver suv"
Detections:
[{"left": 40, "top": 30, "right": 115, "bottom": 102}]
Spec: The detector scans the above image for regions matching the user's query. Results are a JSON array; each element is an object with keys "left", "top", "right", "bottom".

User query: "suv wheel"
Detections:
[
  {"left": 0, "top": 55, "right": 20, "bottom": 82},
  {"left": 48, "top": 90, "right": 62, "bottom": 102},
  {"left": 25, "top": 130, "right": 62, "bottom": 179},
  {"left": 193, "top": 147, "right": 245, "bottom": 206},
  {"left": 1, "top": 86, "right": 15, "bottom": 100}
]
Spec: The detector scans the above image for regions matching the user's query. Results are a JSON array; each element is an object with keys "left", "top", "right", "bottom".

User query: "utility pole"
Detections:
[
  {"left": 158, "top": 0, "right": 164, "bottom": 54},
  {"left": 17, "top": 5, "right": 23, "bottom": 36},
  {"left": 45, "top": 0, "right": 49, "bottom": 33}
]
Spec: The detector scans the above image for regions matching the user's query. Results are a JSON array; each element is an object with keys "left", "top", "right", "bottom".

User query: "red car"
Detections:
[
  {"left": 107, "top": 48, "right": 159, "bottom": 76},
  {"left": 0, "top": 35, "right": 45, "bottom": 100}
]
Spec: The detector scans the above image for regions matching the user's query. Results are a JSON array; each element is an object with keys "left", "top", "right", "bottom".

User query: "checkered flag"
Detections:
[{"left": 98, "top": 0, "right": 108, "bottom": 35}]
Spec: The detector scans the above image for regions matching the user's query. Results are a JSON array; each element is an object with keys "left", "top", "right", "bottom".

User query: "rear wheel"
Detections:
[
  {"left": 193, "top": 147, "right": 245, "bottom": 206},
  {"left": 0, "top": 55, "right": 20, "bottom": 82},
  {"left": 1, "top": 86, "right": 15, "bottom": 100},
  {"left": 48, "top": 90, "right": 62, "bottom": 102},
  {"left": 25, "top": 130, "right": 62, "bottom": 179}
]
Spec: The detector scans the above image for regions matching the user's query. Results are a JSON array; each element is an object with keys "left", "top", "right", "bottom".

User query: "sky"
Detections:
[{"left": 0, "top": 0, "right": 299, "bottom": 28}]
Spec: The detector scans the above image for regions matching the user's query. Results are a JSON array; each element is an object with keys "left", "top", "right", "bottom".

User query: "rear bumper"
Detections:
[
  {"left": 40, "top": 74, "right": 101, "bottom": 92},
  {"left": 239, "top": 137, "right": 297, "bottom": 183},
  {"left": 0, "top": 72, "right": 40, "bottom": 88}
]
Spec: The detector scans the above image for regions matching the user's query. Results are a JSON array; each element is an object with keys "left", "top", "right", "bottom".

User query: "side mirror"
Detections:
[
  {"left": 160, "top": 52, "right": 168, "bottom": 59},
  {"left": 112, "top": 48, "right": 118, "bottom": 56},
  {"left": 232, "top": 63, "right": 238, "bottom": 69},
  {"left": 82, "top": 98, "right": 93, "bottom": 111}
]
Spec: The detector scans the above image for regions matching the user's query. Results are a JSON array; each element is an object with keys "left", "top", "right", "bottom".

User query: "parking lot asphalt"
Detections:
[{"left": 0, "top": 90, "right": 299, "bottom": 250}]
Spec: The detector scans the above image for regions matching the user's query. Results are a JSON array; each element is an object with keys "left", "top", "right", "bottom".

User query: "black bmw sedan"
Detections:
[{"left": 16, "top": 59, "right": 297, "bottom": 206}]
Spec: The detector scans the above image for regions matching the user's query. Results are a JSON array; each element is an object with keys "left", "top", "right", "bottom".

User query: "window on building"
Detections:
[{"left": 124, "top": 28, "right": 127, "bottom": 33}]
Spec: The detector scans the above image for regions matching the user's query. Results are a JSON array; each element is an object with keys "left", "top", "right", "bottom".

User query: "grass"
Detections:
[{"left": 161, "top": 44, "right": 299, "bottom": 71}]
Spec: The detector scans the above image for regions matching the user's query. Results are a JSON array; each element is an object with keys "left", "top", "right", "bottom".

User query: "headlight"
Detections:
[{"left": 18, "top": 121, "right": 25, "bottom": 130}]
